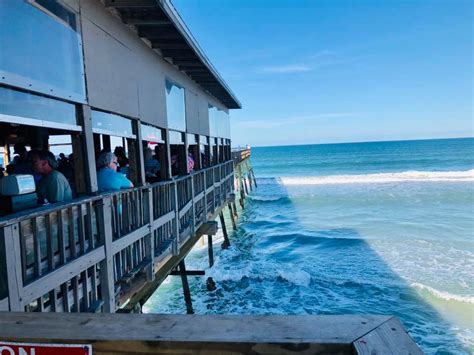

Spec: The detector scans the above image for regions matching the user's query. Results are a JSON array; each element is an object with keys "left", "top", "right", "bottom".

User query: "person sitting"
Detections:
[
  {"left": 144, "top": 147, "right": 160, "bottom": 182},
  {"left": 32, "top": 150, "right": 73, "bottom": 203},
  {"left": 187, "top": 152, "right": 195, "bottom": 173},
  {"left": 8, "top": 143, "right": 34, "bottom": 175},
  {"left": 96, "top": 151, "right": 133, "bottom": 192}
]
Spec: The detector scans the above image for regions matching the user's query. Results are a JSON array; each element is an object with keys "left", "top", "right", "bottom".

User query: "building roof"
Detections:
[{"left": 104, "top": 0, "right": 241, "bottom": 109}]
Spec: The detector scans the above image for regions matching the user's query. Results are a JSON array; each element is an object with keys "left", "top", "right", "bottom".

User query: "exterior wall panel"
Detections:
[{"left": 80, "top": 0, "right": 228, "bottom": 133}]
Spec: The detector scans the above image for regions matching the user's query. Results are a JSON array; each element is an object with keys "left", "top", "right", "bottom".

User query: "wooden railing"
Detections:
[{"left": 0, "top": 160, "right": 234, "bottom": 313}]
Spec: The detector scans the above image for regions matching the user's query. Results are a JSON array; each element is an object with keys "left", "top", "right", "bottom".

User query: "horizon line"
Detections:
[{"left": 236, "top": 136, "right": 474, "bottom": 149}]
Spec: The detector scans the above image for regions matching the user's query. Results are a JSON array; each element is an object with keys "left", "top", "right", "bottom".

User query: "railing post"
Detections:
[
  {"left": 1, "top": 224, "right": 23, "bottom": 311},
  {"left": 144, "top": 187, "right": 155, "bottom": 281},
  {"left": 172, "top": 182, "right": 179, "bottom": 255},
  {"left": 97, "top": 196, "right": 116, "bottom": 313}
]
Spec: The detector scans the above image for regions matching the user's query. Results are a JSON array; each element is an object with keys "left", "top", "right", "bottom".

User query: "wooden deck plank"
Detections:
[
  {"left": 0, "top": 312, "right": 389, "bottom": 344},
  {"left": 353, "top": 317, "right": 423, "bottom": 355}
]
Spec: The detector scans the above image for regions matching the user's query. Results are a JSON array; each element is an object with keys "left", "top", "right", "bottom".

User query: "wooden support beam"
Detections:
[
  {"left": 251, "top": 169, "right": 258, "bottom": 188},
  {"left": 219, "top": 212, "right": 230, "bottom": 249},
  {"left": 232, "top": 201, "right": 238, "bottom": 218},
  {"left": 125, "top": 19, "right": 172, "bottom": 26},
  {"left": 170, "top": 270, "right": 205, "bottom": 276},
  {"left": 207, "top": 235, "right": 214, "bottom": 267},
  {"left": 104, "top": 0, "right": 157, "bottom": 8},
  {"left": 76, "top": 105, "right": 98, "bottom": 194},
  {"left": 178, "top": 260, "right": 194, "bottom": 314}
]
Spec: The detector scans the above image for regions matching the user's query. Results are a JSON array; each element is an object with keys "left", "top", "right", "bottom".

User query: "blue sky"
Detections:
[{"left": 173, "top": 0, "right": 473, "bottom": 147}]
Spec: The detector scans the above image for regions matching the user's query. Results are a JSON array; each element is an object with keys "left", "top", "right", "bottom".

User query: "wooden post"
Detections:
[
  {"left": 228, "top": 203, "right": 236, "bottom": 230},
  {"left": 164, "top": 129, "right": 172, "bottom": 180},
  {"left": 1, "top": 224, "right": 23, "bottom": 311},
  {"left": 178, "top": 260, "right": 194, "bottom": 314},
  {"left": 98, "top": 197, "right": 116, "bottom": 313},
  {"left": 75, "top": 105, "right": 98, "bottom": 195},
  {"left": 207, "top": 235, "right": 214, "bottom": 267},
  {"left": 243, "top": 177, "right": 249, "bottom": 195},
  {"left": 144, "top": 187, "right": 155, "bottom": 282},
  {"left": 251, "top": 169, "right": 258, "bottom": 188},
  {"left": 130, "top": 120, "right": 146, "bottom": 186},
  {"left": 232, "top": 201, "right": 238, "bottom": 218},
  {"left": 219, "top": 212, "right": 230, "bottom": 249},
  {"left": 172, "top": 182, "right": 179, "bottom": 255}
]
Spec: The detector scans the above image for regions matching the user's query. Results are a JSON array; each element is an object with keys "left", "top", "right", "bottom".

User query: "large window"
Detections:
[
  {"left": 91, "top": 110, "right": 134, "bottom": 138},
  {"left": 0, "top": 1, "right": 86, "bottom": 102},
  {"left": 0, "top": 86, "right": 78, "bottom": 130},
  {"left": 165, "top": 80, "right": 186, "bottom": 131},
  {"left": 208, "top": 104, "right": 230, "bottom": 138}
]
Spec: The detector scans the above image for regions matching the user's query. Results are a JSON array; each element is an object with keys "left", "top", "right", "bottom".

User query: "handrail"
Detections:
[{"left": 0, "top": 159, "right": 235, "bottom": 313}]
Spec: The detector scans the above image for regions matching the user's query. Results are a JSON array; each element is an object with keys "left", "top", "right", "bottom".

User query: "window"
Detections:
[
  {"left": 165, "top": 80, "right": 186, "bottom": 131},
  {"left": 0, "top": 0, "right": 86, "bottom": 102},
  {"left": 91, "top": 110, "right": 134, "bottom": 138},
  {"left": 0, "top": 86, "right": 78, "bottom": 130},
  {"left": 208, "top": 105, "right": 230, "bottom": 138}
]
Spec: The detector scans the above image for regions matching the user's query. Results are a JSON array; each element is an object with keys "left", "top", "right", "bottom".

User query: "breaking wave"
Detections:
[
  {"left": 270, "top": 170, "right": 474, "bottom": 185},
  {"left": 411, "top": 283, "right": 474, "bottom": 304}
]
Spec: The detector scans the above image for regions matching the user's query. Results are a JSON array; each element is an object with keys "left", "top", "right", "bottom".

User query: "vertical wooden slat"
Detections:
[
  {"left": 38, "top": 296, "right": 45, "bottom": 312},
  {"left": 90, "top": 265, "right": 98, "bottom": 303},
  {"left": 33, "top": 217, "right": 42, "bottom": 278},
  {"left": 45, "top": 214, "right": 54, "bottom": 272},
  {"left": 81, "top": 270, "right": 89, "bottom": 311},
  {"left": 78, "top": 204, "right": 86, "bottom": 255},
  {"left": 49, "top": 289, "right": 57, "bottom": 312},
  {"left": 58, "top": 210, "right": 66, "bottom": 265},
  {"left": 98, "top": 196, "right": 116, "bottom": 312},
  {"left": 2, "top": 224, "right": 23, "bottom": 311},
  {"left": 19, "top": 225, "right": 28, "bottom": 285},
  {"left": 68, "top": 207, "right": 76, "bottom": 260},
  {"left": 85, "top": 202, "right": 94, "bottom": 250},
  {"left": 61, "top": 282, "right": 70, "bottom": 313},
  {"left": 72, "top": 276, "right": 80, "bottom": 312}
]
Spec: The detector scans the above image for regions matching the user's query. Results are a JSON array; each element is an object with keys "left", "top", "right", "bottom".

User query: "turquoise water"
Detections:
[{"left": 144, "top": 138, "right": 474, "bottom": 354}]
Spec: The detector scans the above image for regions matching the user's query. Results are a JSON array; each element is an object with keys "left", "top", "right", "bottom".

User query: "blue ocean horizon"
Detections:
[{"left": 145, "top": 137, "right": 474, "bottom": 354}]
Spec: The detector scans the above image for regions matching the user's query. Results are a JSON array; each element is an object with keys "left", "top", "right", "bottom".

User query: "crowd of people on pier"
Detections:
[{"left": 0, "top": 141, "right": 198, "bottom": 212}]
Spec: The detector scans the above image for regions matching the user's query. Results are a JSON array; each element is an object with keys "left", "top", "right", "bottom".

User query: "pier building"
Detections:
[{"left": 0, "top": 0, "right": 242, "bottom": 313}]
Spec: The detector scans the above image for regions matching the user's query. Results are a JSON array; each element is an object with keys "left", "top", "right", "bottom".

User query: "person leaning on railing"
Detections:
[
  {"left": 32, "top": 150, "right": 73, "bottom": 203},
  {"left": 96, "top": 151, "right": 134, "bottom": 192}
]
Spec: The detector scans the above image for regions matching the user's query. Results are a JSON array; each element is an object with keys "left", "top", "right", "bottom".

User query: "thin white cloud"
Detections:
[
  {"left": 259, "top": 64, "right": 313, "bottom": 74},
  {"left": 311, "top": 49, "right": 336, "bottom": 59}
]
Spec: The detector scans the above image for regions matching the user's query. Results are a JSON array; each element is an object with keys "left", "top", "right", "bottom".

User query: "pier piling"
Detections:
[
  {"left": 228, "top": 203, "right": 237, "bottom": 230},
  {"left": 219, "top": 212, "right": 230, "bottom": 249},
  {"left": 178, "top": 260, "right": 194, "bottom": 314},
  {"left": 207, "top": 235, "right": 214, "bottom": 267}
]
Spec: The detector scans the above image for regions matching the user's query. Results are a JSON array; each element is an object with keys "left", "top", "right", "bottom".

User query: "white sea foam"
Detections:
[
  {"left": 411, "top": 283, "right": 474, "bottom": 304},
  {"left": 276, "top": 170, "right": 474, "bottom": 185}
]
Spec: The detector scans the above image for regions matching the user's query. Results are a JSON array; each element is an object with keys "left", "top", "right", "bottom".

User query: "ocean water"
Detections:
[{"left": 144, "top": 138, "right": 474, "bottom": 354}]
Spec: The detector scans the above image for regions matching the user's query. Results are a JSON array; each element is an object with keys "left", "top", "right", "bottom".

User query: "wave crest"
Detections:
[
  {"left": 271, "top": 170, "right": 474, "bottom": 185},
  {"left": 411, "top": 283, "right": 474, "bottom": 304}
]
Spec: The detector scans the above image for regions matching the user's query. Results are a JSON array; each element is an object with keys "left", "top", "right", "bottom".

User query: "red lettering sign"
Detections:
[{"left": 0, "top": 341, "right": 91, "bottom": 355}]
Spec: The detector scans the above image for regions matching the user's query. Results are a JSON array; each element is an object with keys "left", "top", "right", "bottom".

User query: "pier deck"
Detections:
[{"left": 0, "top": 312, "right": 422, "bottom": 354}]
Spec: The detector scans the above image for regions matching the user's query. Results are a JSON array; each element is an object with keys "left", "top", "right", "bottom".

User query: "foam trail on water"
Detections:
[{"left": 274, "top": 170, "right": 474, "bottom": 185}]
